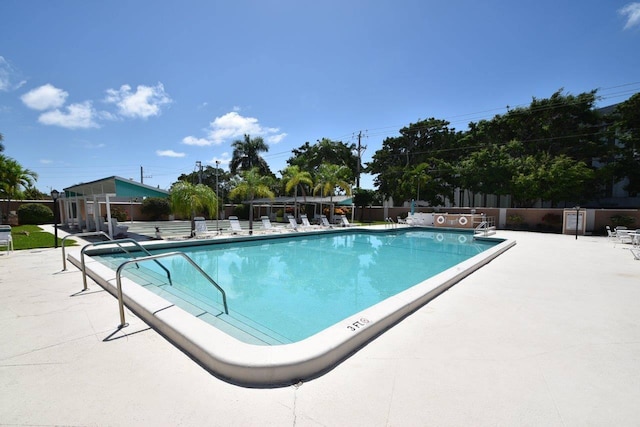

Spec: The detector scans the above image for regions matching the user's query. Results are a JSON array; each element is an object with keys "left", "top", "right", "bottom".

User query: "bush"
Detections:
[
  {"left": 17, "top": 203, "right": 53, "bottom": 225},
  {"left": 110, "top": 207, "right": 128, "bottom": 222},
  {"left": 141, "top": 197, "right": 171, "bottom": 220},
  {"left": 610, "top": 215, "right": 635, "bottom": 229}
]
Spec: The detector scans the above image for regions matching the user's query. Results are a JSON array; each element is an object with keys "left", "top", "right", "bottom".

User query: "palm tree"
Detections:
[
  {"left": 0, "top": 155, "right": 38, "bottom": 223},
  {"left": 169, "top": 181, "right": 218, "bottom": 237},
  {"left": 230, "top": 134, "right": 271, "bottom": 176},
  {"left": 282, "top": 165, "right": 313, "bottom": 219},
  {"left": 229, "top": 168, "right": 275, "bottom": 234},
  {"left": 313, "top": 163, "right": 352, "bottom": 221}
]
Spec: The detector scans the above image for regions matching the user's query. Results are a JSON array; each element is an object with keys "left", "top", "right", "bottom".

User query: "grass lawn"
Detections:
[{"left": 9, "top": 225, "right": 77, "bottom": 250}]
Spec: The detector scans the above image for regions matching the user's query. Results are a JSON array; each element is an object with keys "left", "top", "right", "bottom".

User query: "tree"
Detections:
[
  {"left": 313, "top": 163, "right": 352, "bottom": 219},
  {"left": 281, "top": 165, "right": 313, "bottom": 218},
  {"left": 0, "top": 155, "right": 38, "bottom": 222},
  {"left": 611, "top": 93, "right": 640, "bottom": 196},
  {"left": 230, "top": 134, "right": 272, "bottom": 176},
  {"left": 175, "top": 164, "right": 231, "bottom": 203},
  {"left": 169, "top": 181, "right": 218, "bottom": 236},
  {"left": 288, "top": 138, "right": 358, "bottom": 175},
  {"left": 229, "top": 167, "right": 275, "bottom": 234},
  {"left": 352, "top": 188, "right": 380, "bottom": 221}
]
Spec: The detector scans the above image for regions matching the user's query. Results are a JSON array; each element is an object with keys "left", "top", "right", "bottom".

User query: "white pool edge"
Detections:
[{"left": 68, "top": 233, "right": 515, "bottom": 387}]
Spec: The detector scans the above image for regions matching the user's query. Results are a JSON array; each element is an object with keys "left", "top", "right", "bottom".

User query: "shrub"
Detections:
[
  {"left": 110, "top": 207, "right": 127, "bottom": 222},
  {"left": 610, "top": 215, "right": 635, "bottom": 229},
  {"left": 17, "top": 203, "right": 53, "bottom": 225},
  {"left": 141, "top": 197, "right": 171, "bottom": 220}
]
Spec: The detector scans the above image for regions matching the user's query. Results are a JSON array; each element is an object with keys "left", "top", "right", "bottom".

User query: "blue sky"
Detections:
[{"left": 1, "top": 0, "right": 639, "bottom": 194}]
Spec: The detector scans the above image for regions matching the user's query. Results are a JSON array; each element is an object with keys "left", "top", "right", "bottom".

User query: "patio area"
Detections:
[{"left": 1, "top": 227, "right": 639, "bottom": 426}]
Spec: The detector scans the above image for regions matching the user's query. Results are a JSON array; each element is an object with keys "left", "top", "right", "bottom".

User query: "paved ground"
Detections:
[{"left": 1, "top": 226, "right": 639, "bottom": 426}]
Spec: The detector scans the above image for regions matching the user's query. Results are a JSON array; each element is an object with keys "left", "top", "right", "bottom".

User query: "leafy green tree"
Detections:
[
  {"left": 229, "top": 167, "right": 275, "bottom": 234},
  {"left": 141, "top": 197, "right": 171, "bottom": 220},
  {"left": 288, "top": 138, "right": 358, "bottom": 176},
  {"left": 611, "top": 93, "right": 640, "bottom": 196},
  {"left": 0, "top": 155, "right": 38, "bottom": 222},
  {"left": 352, "top": 188, "right": 380, "bottom": 221},
  {"left": 230, "top": 134, "right": 272, "bottom": 176},
  {"left": 281, "top": 165, "right": 313, "bottom": 218},
  {"left": 175, "top": 164, "right": 232, "bottom": 203},
  {"left": 169, "top": 181, "right": 218, "bottom": 236},
  {"left": 313, "top": 163, "right": 352, "bottom": 218}
]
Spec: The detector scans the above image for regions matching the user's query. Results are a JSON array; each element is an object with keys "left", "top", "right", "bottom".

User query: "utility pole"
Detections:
[
  {"left": 140, "top": 166, "right": 152, "bottom": 184},
  {"left": 355, "top": 131, "right": 367, "bottom": 188}
]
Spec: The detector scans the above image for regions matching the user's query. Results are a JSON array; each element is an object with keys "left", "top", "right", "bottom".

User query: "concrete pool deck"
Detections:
[{"left": 1, "top": 226, "right": 639, "bottom": 426}]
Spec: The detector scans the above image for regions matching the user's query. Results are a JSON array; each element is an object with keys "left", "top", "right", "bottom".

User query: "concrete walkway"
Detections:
[{"left": 1, "top": 228, "right": 639, "bottom": 426}]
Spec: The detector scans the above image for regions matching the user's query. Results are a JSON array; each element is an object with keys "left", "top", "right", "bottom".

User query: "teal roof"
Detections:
[{"left": 63, "top": 176, "right": 169, "bottom": 199}]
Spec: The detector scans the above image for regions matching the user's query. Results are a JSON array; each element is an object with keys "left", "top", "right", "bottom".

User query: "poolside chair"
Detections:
[
  {"left": 110, "top": 219, "right": 128, "bottom": 238},
  {"left": 340, "top": 215, "right": 354, "bottom": 227},
  {"left": 287, "top": 215, "right": 300, "bottom": 231},
  {"left": 261, "top": 216, "right": 285, "bottom": 233},
  {"left": 320, "top": 215, "right": 333, "bottom": 228},
  {"left": 0, "top": 225, "right": 13, "bottom": 253},
  {"left": 228, "top": 216, "right": 247, "bottom": 235},
  {"left": 194, "top": 217, "right": 216, "bottom": 238},
  {"left": 631, "top": 248, "right": 640, "bottom": 260},
  {"left": 300, "top": 214, "right": 320, "bottom": 230}
]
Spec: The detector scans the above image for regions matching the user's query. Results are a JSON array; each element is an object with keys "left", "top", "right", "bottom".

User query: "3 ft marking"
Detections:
[{"left": 346, "top": 318, "right": 370, "bottom": 332}]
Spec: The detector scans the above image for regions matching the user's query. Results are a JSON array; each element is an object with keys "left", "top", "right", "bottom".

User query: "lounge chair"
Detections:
[
  {"left": 631, "top": 248, "right": 640, "bottom": 260},
  {"left": 287, "top": 215, "right": 299, "bottom": 231},
  {"left": 0, "top": 225, "right": 13, "bottom": 253},
  {"left": 340, "top": 215, "right": 354, "bottom": 227},
  {"left": 300, "top": 214, "right": 320, "bottom": 229},
  {"left": 320, "top": 215, "right": 333, "bottom": 228},
  {"left": 261, "top": 216, "right": 285, "bottom": 233},
  {"left": 228, "top": 216, "right": 247, "bottom": 234},
  {"left": 194, "top": 217, "right": 217, "bottom": 238},
  {"left": 110, "top": 218, "right": 128, "bottom": 237}
]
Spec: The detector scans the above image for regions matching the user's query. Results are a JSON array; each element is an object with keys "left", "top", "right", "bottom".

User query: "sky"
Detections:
[{"left": 1, "top": 0, "right": 639, "bottom": 194}]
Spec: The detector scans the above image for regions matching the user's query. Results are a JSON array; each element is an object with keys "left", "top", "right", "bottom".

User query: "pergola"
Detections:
[{"left": 62, "top": 176, "right": 169, "bottom": 238}]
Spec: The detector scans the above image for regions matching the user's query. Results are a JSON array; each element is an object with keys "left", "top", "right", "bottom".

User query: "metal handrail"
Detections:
[
  {"left": 80, "top": 238, "right": 172, "bottom": 290},
  {"left": 62, "top": 231, "right": 112, "bottom": 270},
  {"left": 115, "top": 252, "right": 229, "bottom": 328}
]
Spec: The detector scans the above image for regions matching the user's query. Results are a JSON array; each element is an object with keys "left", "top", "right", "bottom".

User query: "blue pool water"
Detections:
[{"left": 95, "top": 229, "right": 500, "bottom": 345}]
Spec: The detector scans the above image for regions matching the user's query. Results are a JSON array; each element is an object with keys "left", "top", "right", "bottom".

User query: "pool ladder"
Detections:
[{"left": 79, "top": 238, "right": 229, "bottom": 328}]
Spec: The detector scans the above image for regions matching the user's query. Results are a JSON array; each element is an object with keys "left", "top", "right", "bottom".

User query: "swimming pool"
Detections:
[{"left": 70, "top": 226, "right": 515, "bottom": 386}]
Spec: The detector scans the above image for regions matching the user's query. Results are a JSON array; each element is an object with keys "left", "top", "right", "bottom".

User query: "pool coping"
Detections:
[{"left": 67, "top": 227, "right": 515, "bottom": 387}]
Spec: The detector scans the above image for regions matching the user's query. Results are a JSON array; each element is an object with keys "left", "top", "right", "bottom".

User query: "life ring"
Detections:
[
  {"left": 458, "top": 235, "right": 468, "bottom": 244},
  {"left": 436, "top": 233, "right": 444, "bottom": 242},
  {"left": 436, "top": 215, "right": 446, "bottom": 225},
  {"left": 458, "top": 216, "right": 468, "bottom": 226}
]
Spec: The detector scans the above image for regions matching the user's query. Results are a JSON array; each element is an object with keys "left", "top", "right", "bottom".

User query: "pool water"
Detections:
[{"left": 94, "top": 229, "right": 499, "bottom": 345}]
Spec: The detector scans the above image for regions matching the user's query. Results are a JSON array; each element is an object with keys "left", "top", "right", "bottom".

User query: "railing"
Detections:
[
  {"left": 115, "top": 252, "right": 229, "bottom": 328},
  {"left": 385, "top": 217, "right": 397, "bottom": 228},
  {"left": 61, "top": 231, "right": 111, "bottom": 270},
  {"left": 80, "top": 238, "right": 172, "bottom": 291}
]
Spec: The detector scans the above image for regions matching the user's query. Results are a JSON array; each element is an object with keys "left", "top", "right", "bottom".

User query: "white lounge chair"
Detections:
[
  {"left": 261, "top": 216, "right": 285, "bottom": 233},
  {"left": 340, "top": 215, "right": 354, "bottom": 227},
  {"left": 228, "top": 216, "right": 247, "bottom": 234},
  {"left": 110, "top": 219, "right": 128, "bottom": 237},
  {"left": 300, "top": 214, "right": 320, "bottom": 229},
  {"left": 287, "top": 215, "right": 299, "bottom": 231},
  {"left": 631, "top": 248, "right": 640, "bottom": 260},
  {"left": 320, "top": 215, "right": 333, "bottom": 228},
  {"left": 194, "top": 217, "right": 217, "bottom": 238},
  {"left": 0, "top": 225, "right": 14, "bottom": 253}
]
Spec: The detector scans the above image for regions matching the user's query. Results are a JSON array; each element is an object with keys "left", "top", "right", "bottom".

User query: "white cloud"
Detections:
[
  {"left": 38, "top": 101, "right": 99, "bottom": 129},
  {"left": 266, "top": 133, "right": 287, "bottom": 144},
  {"left": 182, "top": 136, "right": 213, "bottom": 146},
  {"left": 182, "top": 111, "right": 286, "bottom": 147},
  {"left": 39, "top": 159, "right": 53, "bottom": 164},
  {"left": 620, "top": 2, "right": 640, "bottom": 29},
  {"left": 156, "top": 149, "right": 186, "bottom": 158},
  {"left": 207, "top": 152, "right": 231, "bottom": 166},
  {"left": 105, "top": 82, "right": 172, "bottom": 119},
  {"left": 21, "top": 84, "right": 69, "bottom": 110}
]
